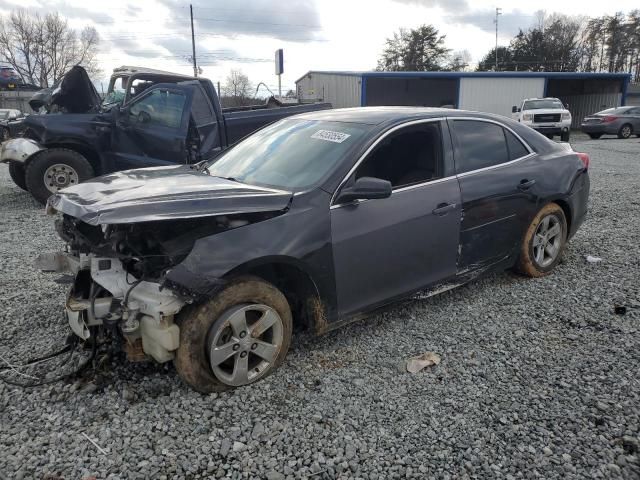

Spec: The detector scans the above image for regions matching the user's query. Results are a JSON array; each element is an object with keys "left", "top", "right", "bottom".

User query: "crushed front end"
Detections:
[{"left": 37, "top": 214, "right": 231, "bottom": 363}]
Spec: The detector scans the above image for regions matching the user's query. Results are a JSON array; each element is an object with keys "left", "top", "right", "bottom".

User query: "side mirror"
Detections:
[
  {"left": 512, "top": 106, "right": 518, "bottom": 113},
  {"left": 336, "top": 177, "right": 392, "bottom": 204}
]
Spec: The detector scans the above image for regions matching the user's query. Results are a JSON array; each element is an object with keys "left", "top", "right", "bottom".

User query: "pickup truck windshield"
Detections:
[
  {"left": 207, "top": 119, "right": 372, "bottom": 190},
  {"left": 523, "top": 99, "right": 564, "bottom": 110}
]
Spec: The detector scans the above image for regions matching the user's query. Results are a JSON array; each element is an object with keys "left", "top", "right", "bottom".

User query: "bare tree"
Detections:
[
  {"left": 0, "top": 10, "right": 100, "bottom": 87},
  {"left": 223, "top": 70, "right": 252, "bottom": 97},
  {"left": 220, "top": 70, "right": 254, "bottom": 107}
]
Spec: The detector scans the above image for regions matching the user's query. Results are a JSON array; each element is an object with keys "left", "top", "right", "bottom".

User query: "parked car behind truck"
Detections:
[
  {"left": 0, "top": 65, "right": 331, "bottom": 204},
  {"left": 581, "top": 106, "right": 640, "bottom": 139}
]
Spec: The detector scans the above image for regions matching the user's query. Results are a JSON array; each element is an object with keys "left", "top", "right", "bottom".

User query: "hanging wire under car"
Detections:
[{"left": 0, "top": 334, "right": 99, "bottom": 388}]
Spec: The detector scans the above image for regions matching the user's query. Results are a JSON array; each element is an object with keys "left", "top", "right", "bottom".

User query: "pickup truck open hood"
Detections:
[
  {"left": 29, "top": 65, "right": 102, "bottom": 113},
  {"left": 47, "top": 165, "right": 293, "bottom": 225}
]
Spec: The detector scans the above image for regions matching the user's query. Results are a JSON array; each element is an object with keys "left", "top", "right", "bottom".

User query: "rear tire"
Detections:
[
  {"left": 8, "top": 162, "right": 27, "bottom": 190},
  {"left": 25, "top": 148, "right": 94, "bottom": 205},
  {"left": 516, "top": 203, "right": 567, "bottom": 278},
  {"left": 587, "top": 133, "right": 602, "bottom": 139},
  {"left": 560, "top": 131, "right": 570, "bottom": 142},
  {"left": 617, "top": 124, "right": 633, "bottom": 139},
  {"left": 175, "top": 276, "right": 292, "bottom": 393}
]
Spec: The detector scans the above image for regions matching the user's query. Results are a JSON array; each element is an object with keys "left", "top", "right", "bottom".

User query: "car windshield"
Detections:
[
  {"left": 0, "top": 111, "right": 9, "bottom": 119},
  {"left": 206, "top": 119, "right": 372, "bottom": 190},
  {"left": 523, "top": 99, "right": 564, "bottom": 110}
]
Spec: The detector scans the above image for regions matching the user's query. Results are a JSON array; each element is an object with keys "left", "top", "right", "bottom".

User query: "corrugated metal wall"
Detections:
[
  {"left": 459, "top": 77, "right": 545, "bottom": 118},
  {"left": 296, "top": 73, "right": 361, "bottom": 108},
  {"left": 559, "top": 93, "right": 622, "bottom": 127}
]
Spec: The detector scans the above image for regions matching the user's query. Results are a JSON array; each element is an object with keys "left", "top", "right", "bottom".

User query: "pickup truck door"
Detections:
[
  {"left": 181, "top": 80, "right": 225, "bottom": 161},
  {"left": 109, "top": 83, "right": 194, "bottom": 170}
]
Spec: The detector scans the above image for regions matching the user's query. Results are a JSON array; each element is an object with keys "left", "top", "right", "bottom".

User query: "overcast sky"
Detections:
[{"left": 1, "top": 0, "right": 638, "bottom": 94}]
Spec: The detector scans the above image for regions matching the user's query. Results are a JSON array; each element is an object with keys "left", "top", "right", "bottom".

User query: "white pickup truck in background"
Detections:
[{"left": 512, "top": 97, "right": 572, "bottom": 142}]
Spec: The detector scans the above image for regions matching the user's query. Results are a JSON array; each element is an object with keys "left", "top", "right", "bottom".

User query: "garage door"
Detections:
[{"left": 459, "top": 77, "right": 545, "bottom": 118}]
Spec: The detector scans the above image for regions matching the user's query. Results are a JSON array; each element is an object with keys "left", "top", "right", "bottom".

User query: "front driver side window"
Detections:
[
  {"left": 353, "top": 123, "right": 443, "bottom": 189},
  {"left": 129, "top": 89, "right": 186, "bottom": 129}
]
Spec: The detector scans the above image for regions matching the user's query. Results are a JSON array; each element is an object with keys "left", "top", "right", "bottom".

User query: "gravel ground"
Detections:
[{"left": 1, "top": 134, "right": 639, "bottom": 480}]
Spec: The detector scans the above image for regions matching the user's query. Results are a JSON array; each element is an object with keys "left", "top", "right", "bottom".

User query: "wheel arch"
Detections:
[
  {"left": 29, "top": 141, "right": 102, "bottom": 174},
  {"left": 225, "top": 256, "right": 328, "bottom": 334},
  {"left": 549, "top": 198, "right": 572, "bottom": 234}
]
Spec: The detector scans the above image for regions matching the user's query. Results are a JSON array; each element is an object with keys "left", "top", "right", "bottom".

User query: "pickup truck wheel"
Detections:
[
  {"left": 516, "top": 203, "right": 567, "bottom": 278},
  {"left": 588, "top": 133, "right": 602, "bottom": 139},
  {"left": 175, "top": 276, "right": 292, "bottom": 393},
  {"left": 560, "top": 131, "right": 570, "bottom": 142},
  {"left": 618, "top": 124, "right": 633, "bottom": 139},
  {"left": 25, "top": 148, "right": 94, "bottom": 205},
  {"left": 8, "top": 162, "right": 28, "bottom": 190}
]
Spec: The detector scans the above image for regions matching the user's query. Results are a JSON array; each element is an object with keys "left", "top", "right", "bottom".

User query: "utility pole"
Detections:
[
  {"left": 190, "top": 4, "right": 197, "bottom": 77},
  {"left": 494, "top": 7, "right": 502, "bottom": 71}
]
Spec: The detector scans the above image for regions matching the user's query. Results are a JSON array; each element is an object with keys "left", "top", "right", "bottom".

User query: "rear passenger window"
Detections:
[
  {"left": 453, "top": 120, "right": 508, "bottom": 174},
  {"left": 505, "top": 130, "right": 529, "bottom": 160}
]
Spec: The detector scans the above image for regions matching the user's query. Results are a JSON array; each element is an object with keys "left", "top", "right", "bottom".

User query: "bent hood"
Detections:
[
  {"left": 29, "top": 65, "right": 101, "bottom": 113},
  {"left": 47, "top": 165, "right": 293, "bottom": 225}
]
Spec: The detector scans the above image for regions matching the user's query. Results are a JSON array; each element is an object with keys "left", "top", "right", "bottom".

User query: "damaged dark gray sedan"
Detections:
[{"left": 39, "top": 107, "right": 590, "bottom": 392}]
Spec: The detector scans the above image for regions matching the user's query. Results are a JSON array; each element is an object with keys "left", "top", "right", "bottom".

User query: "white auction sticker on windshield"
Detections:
[{"left": 311, "top": 130, "right": 351, "bottom": 143}]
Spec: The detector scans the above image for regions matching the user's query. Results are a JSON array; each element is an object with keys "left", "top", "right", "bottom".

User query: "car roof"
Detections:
[{"left": 292, "top": 106, "right": 511, "bottom": 125}]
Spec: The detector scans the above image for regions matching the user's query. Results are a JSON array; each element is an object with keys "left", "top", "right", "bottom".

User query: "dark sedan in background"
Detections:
[
  {"left": 38, "top": 107, "right": 590, "bottom": 392},
  {"left": 581, "top": 106, "right": 640, "bottom": 139}
]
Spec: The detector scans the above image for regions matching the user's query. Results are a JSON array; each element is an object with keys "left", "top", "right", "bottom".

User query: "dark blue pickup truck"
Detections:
[{"left": 0, "top": 65, "right": 330, "bottom": 204}]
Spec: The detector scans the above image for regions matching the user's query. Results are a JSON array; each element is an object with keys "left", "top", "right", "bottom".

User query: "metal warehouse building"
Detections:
[{"left": 295, "top": 71, "right": 631, "bottom": 128}]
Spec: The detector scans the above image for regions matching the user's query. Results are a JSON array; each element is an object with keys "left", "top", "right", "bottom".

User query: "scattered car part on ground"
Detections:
[
  {"left": 406, "top": 352, "right": 441, "bottom": 373},
  {"left": 512, "top": 97, "right": 572, "bottom": 142},
  {"left": 0, "top": 65, "right": 331, "bottom": 204},
  {"left": 581, "top": 106, "right": 640, "bottom": 139},
  {"left": 37, "top": 107, "right": 591, "bottom": 392}
]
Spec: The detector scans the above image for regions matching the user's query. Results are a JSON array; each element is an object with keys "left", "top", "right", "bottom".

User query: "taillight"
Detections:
[
  {"left": 576, "top": 152, "right": 589, "bottom": 170},
  {"left": 0, "top": 71, "right": 8, "bottom": 78},
  {"left": 603, "top": 115, "right": 618, "bottom": 123}
]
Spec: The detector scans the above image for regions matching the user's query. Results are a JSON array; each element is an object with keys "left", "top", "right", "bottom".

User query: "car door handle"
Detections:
[
  {"left": 518, "top": 179, "right": 536, "bottom": 191},
  {"left": 432, "top": 203, "right": 456, "bottom": 216}
]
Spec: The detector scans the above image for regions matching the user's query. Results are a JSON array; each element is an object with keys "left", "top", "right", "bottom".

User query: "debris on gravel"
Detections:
[{"left": 1, "top": 135, "right": 639, "bottom": 479}]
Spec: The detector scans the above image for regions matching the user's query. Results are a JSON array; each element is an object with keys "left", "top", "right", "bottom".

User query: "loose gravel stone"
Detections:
[{"left": 0, "top": 134, "right": 639, "bottom": 479}]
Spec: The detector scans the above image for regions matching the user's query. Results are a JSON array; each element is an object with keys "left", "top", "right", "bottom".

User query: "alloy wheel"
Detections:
[
  {"left": 532, "top": 214, "right": 563, "bottom": 268},
  {"left": 207, "top": 304, "right": 284, "bottom": 387},
  {"left": 621, "top": 125, "right": 632, "bottom": 138},
  {"left": 43, "top": 163, "right": 79, "bottom": 193}
]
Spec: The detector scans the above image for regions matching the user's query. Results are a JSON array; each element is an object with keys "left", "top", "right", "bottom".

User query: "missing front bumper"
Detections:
[{"left": 38, "top": 252, "right": 185, "bottom": 363}]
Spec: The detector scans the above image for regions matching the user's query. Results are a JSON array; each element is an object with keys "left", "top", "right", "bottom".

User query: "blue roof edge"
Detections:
[{"left": 295, "top": 70, "right": 631, "bottom": 84}]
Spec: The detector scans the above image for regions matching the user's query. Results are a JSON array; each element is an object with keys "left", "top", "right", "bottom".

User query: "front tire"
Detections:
[
  {"left": 175, "top": 276, "right": 292, "bottom": 393},
  {"left": 587, "top": 133, "right": 602, "bottom": 139},
  {"left": 1, "top": 126, "right": 10, "bottom": 142},
  {"left": 8, "top": 162, "right": 28, "bottom": 190},
  {"left": 560, "top": 130, "right": 570, "bottom": 142},
  {"left": 618, "top": 124, "right": 633, "bottom": 139},
  {"left": 516, "top": 203, "right": 567, "bottom": 277},
  {"left": 25, "top": 148, "right": 94, "bottom": 205}
]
